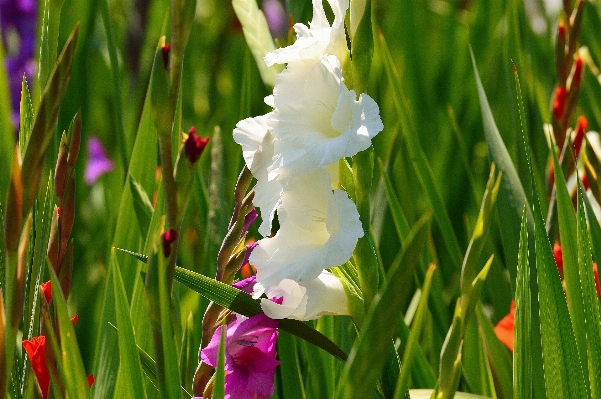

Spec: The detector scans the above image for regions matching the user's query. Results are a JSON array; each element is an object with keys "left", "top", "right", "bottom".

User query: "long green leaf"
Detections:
[
  {"left": 232, "top": 0, "right": 283, "bottom": 86},
  {"left": 335, "top": 214, "right": 430, "bottom": 399},
  {"left": 550, "top": 144, "right": 588, "bottom": 376},
  {"left": 116, "top": 248, "right": 348, "bottom": 361},
  {"left": 576, "top": 183, "right": 601, "bottom": 399},
  {"left": 393, "top": 264, "right": 435, "bottom": 399},
  {"left": 514, "top": 208, "right": 532, "bottom": 399},
  {"left": 111, "top": 251, "right": 147, "bottom": 399}
]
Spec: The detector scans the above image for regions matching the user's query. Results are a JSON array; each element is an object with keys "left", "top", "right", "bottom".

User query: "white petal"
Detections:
[
  {"left": 259, "top": 271, "right": 349, "bottom": 320},
  {"left": 250, "top": 170, "right": 363, "bottom": 287}
]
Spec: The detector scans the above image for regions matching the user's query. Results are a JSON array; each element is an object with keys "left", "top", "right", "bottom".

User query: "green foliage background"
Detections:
[{"left": 3, "top": 0, "right": 601, "bottom": 398}]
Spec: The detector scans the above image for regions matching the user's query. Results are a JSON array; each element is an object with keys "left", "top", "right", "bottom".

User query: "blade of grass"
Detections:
[
  {"left": 111, "top": 250, "right": 147, "bottom": 399},
  {"left": 514, "top": 208, "right": 532, "bottom": 399},
  {"left": 393, "top": 264, "right": 436, "bottom": 399},
  {"left": 335, "top": 214, "right": 430, "bottom": 399},
  {"left": 377, "top": 28, "right": 464, "bottom": 270},
  {"left": 576, "top": 183, "right": 601, "bottom": 399}
]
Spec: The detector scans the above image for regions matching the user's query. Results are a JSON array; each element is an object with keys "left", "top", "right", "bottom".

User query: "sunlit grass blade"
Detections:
[
  {"left": 129, "top": 175, "right": 154, "bottom": 237},
  {"left": 19, "top": 77, "right": 33, "bottom": 158},
  {"left": 576, "top": 183, "right": 601, "bottom": 399},
  {"left": 111, "top": 250, "right": 147, "bottom": 399},
  {"left": 550, "top": 144, "right": 588, "bottom": 378},
  {"left": 470, "top": 47, "right": 532, "bottom": 285},
  {"left": 393, "top": 264, "right": 435, "bottom": 399},
  {"left": 232, "top": 0, "right": 283, "bottom": 86},
  {"left": 514, "top": 208, "right": 532, "bottom": 399},
  {"left": 335, "top": 214, "right": 430, "bottom": 399}
]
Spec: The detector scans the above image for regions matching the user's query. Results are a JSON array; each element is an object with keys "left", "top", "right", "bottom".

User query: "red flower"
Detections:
[
  {"left": 22, "top": 336, "right": 50, "bottom": 398},
  {"left": 494, "top": 300, "right": 515, "bottom": 351}
]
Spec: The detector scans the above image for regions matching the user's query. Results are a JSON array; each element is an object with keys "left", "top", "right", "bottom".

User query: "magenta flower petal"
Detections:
[
  {"left": 201, "top": 313, "right": 279, "bottom": 399},
  {"left": 85, "top": 136, "right": 114, "bottom": 185}
]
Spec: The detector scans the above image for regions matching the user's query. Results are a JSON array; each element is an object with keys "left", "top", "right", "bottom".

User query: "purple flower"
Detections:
[
  {"left": 0, "top": 0, "right": 37, "bottom": 130},
  {"left": 84, "top": 136, "right": 114, "bottom": 185},
  {"left": 201, "top": 313, "right": 279, "bottom": 399},
  {"left": 262, "top": 0, "right": 287, "bottom": 38}
]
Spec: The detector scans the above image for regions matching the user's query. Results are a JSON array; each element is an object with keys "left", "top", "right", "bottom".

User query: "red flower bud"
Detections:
[
  {"left": 582, "top": 173, "right": 589, "bottom": 191},
  {"left": 40, "top": 281, "right": 52, "bottom": 304},
  {"left": 573, "top": 115, "right": 588, "bottom": 156},
  {"left": 553, "top": 243, "right": 564, "bottom": 279},
  {"left": 594, "top": 262, "right": 601, "bottom": 297},
  {"left": 553, "top": 86, "right": 567, "bottom": 120},
  {"left": 162, "top": 43, "right": 171, "bottom": 70},
  {"left": 162, "top": 229, "right": 178, "bottom": 258},
  {"left": 184, "top": 127, "right": 209, "bottom": 163}
]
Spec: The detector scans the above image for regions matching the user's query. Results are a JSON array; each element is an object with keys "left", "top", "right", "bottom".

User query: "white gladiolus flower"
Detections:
[
  {"left": 264, "top": 0, "right": 349, "bottom": 67},
  {"left": 267, "top": 54, "right": 383, "bottom": 179},
  {"left": 249, "top": 169, "right": 363, "bottom": 287},
  {"left": 253, "top": 271, "right": 350, "bottom": 320},
  {"left": 233, "top": 113, "right": 282, "bottom": 236}
]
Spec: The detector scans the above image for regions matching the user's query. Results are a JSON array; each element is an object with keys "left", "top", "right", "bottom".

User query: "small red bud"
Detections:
[
  {"left": 40, "top": 281, "right": 52, "bottom": 304},
  {"left": 594, "top": 263, "right": 601, "bottom": 297},
  {"left": 553, "top": 86, "right": 567, "bottom": 120},
  {"left": 71, "top": 315, "right": 78, "bottom": 326},
  {"left": 558, "top": 21, "right": 566, "bottom": 44},
  {"left": 184, "top": 127, "right": 209, "bottom": 163},
  {"left": 572, "top": 56, "right": 583, "bottom": 88},
  {"left": 553, "top": 243, "right": 564, "bottom": 279},
  {"left": 573, "top": 115, "right": 588, "bottom": 156},
  {"left": 162, "top": 229, "right": 178, "bottom": 258},
  {"left": 582, "top": 173, "right": 590, "bottom": 191},
  {"left": 162, "top": 43, "right": 171, "bottom": 70}
]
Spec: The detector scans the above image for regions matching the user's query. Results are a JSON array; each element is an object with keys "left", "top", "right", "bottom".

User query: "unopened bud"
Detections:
[
  {"left": 573, "top": 115, "right": 588, "bottom": 156},
  {"left": 162, "top": 43, "right": 171, "bottom": 70},
  {"left": 582, "top": 172, "right": 589, "bottom": 191},
  {"left": 553, "top": 86, "right": 567, "bottom": 120},
  {"left": 162, "top": 229, "right": 178, "bottom": 258},
  {"left": 184, "top": 127, "right": 209, "bottom": 163},
  {"left": 40, "top": 281, "right": 52, "bottom": 304},
  {"left": 572, "top": 56, "right": 583, "bottom": 89}
]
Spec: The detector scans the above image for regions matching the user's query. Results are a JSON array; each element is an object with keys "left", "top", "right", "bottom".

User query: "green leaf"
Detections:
[
  {"left": 378, "top": 157, "right": 411, "bottom": 242},
  {"left": 576, "top": 183, "right": 601, "bottom": 399},
  {"left": 213, "top": 323, "right": 226, "bottom": 399},
  {"left": 100, "top": 0, "right": 129, "bottom": 170},
  {"left": 377, "top": 28, "right": 464, "bottom": 271},
  {"left": 335, "top": 214, "right": 430, "bottom": 399},
  {"left": 232, "top": 0, "right": 283, "bottom": 86},
  {"left": 129, "top": 175, "right": 154, "bottom": 237},
  {"left": 514, "top": 208, "right": 532, "bottom": 399},
  {"left": 470, "top": 47, "right": 533, "bottom": 287},
  {"left": 49, "top": 267, "right": 89, "bottom": 398},
  {"left": 277, "top": 332, "right": 307, "bottom": 399},
  {"left": 350, "top": 0, "right": 373, "bottom": 93},
  {"left": 19, "top": 77, "right": 33, "bottom": 157},
  {"left": 111, "top": 251, "right": 147, "bottom": 399},
  {"left": 393, "top": 264, "right": 435, "bottom": 399},
  {"left": 116, "top": 248, "right": 348, "bottom": 361},
  {"left": 0, "top": 37, "right": 15, "bottom": 202},
  {"left": 475, "top": 305, "right": 513, "bottom": 399},
  {"left": 21, "top": 24, "right": 78, "bottom": 215},
  {"left": 36, "top": 0, "right": 64, "bottom": 101},
  {"left": 550, "top": 144, "right": 588, "bottom": 377}
]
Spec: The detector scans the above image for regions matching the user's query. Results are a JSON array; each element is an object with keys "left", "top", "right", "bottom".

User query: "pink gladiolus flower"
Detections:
[{"left": 201, "top": 313, "right": 279, "bottom": 399}]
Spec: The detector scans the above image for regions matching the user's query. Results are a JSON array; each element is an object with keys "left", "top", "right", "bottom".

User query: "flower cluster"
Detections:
[{"left": 233, "top": 0, "right": 382, "bottom": 320}]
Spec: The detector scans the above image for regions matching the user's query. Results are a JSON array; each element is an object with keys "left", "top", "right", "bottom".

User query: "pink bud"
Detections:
[
  {"left": 184, "top": 127, "right": 209, "bottom": 163},
  {"left": 162, "top": 229, "right": 178, "bottom": 258}
]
